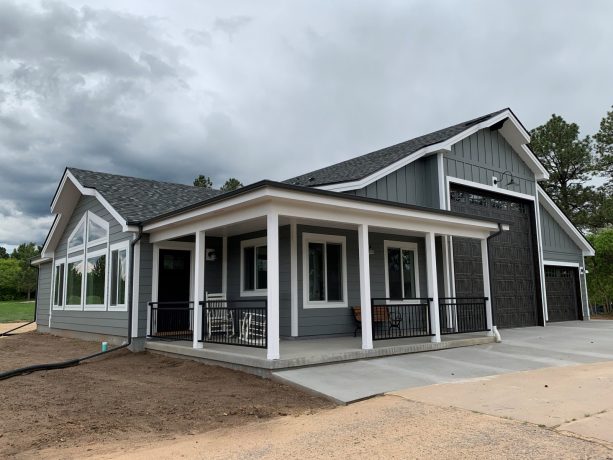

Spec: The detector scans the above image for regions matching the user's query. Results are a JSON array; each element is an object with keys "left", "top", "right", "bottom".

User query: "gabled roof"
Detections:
[
  {"left": 66, "top": 168, "right": 222, "bottom": 224},
  {"left": 285, "top": 108, "right": 549, "bottom": 190}
]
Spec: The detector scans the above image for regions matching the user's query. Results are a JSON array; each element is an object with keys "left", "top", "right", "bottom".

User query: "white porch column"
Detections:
[
  {"left": 425, "top": 232, "right": 441, "bottom": 343},
  {"left": 193, "top": 230, "right": 205, "bottom": 349},
  {"left": 481, "top": 238, "right": 494, "bottom": 335},
  {"left": 267, "top": 211, "right": 280, "bottom": 360},
  {"left": 290, "top": 220, "right": 298, "bottom": 337},
  {"left": 358, "top": 223, "right": 373, "bottom": 350}
]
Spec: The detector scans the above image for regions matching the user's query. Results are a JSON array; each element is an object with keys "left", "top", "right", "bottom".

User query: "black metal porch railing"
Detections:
[
  {"left": 200, "top": 298, "right": 267, "bottom": 349},
  {"left": 370, "top": 298, "right": 432, "bottom": 340},
  {"left": 438, "top": 297, "right": 489, "bottom": 335},
  {"left": 148, "top": 301, "right": 194, "bottom": 341}
]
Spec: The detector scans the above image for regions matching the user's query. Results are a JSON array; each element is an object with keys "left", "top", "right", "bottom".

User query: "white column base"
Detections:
[
  {"left": 431, "top": 336, "right": 442, "bottom": 343},
  {"left": 193, "top": 341, "right": 204, "bottom": 349}
]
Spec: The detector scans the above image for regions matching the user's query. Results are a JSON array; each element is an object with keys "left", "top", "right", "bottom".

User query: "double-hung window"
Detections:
[
  {"left": 241, "top": 237, "right": 267, "bottom": 295},
  {"left": 384, "top": 241, "right": 420, "bottom": 300},
  {"left": 303, "top": 233, "right": 347, "bottom": 308}
]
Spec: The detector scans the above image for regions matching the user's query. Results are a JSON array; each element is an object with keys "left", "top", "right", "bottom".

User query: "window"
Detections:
[
  {"left": 109, "top": 244, "right": 128, "bottom": 310},
  {"left": 53, "top": 262, "right": 65, "bottom": 309},
  {"left": 68, "top": 216, "right": 86, "bottom": 252},
  {"left": 85, "top": 250, "right": 106, "bottom": 309},
  {"left": 241, "top": 237, "right": 267, "bottom": 295},
  {"left": 302, "top": 233, "right": 347, "bottom": 308},
  {"left": 384, "top": 241, "right": 420, "bottom": 300},
  {"left": 87, "top": 212, "right": 109, "bottom": 246},
  {"left": 66, "top": 257, "right": 84, "bottom": 309}
]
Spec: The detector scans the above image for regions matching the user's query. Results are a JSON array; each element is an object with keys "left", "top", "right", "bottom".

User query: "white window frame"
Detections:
[
  {"left": 65, "top": 253, "right": 85, "bottom": 311},
  {"left": 108, "top": 241, "right": 130, "bottom": 311},
  {"left": 240, "top": 237, "right": 268, "bottom": 296},
  {"left": 67, "top": 214, "right": 86, "bottom": 253},
  {"left": 84, "top": 247, "right": 108, "bottom": 311},
  {"left": 52, "top": 258, "right": 66, "bottom": 311},
  {"left": 302, "top": 233, "right": 348, "bottom": 309},
  {"left": 87, "top": 211, "right": 110, "bottom": 247},
  {"left": 383, "top": 240, "right": 421, "bottom": 302}
]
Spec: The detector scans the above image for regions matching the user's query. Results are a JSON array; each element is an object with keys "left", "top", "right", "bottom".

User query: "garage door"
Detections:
[
  {"left": 450, "top": 185, "right": 540, "bottom": 328},
  {"left": 545, "top": 266, "right": 581, "bottom": 322}
]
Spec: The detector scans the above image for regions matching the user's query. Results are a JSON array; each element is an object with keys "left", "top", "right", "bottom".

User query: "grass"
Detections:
[{"left": 0, "top": 300, "right": 35, "bottom": 323}]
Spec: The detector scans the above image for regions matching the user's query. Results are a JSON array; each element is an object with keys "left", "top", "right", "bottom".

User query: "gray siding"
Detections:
[
  {"left": 347, "top": 156, "right": 440, "bottom": 207},
  {"left": 204, "top": 236, "right": 223, "bottom": 294},
  {"left": 445, "top": 128, "right": 536, "bottom": 197},
  {"left": 36, "top": 262, "right": 52, "bottom": 326},
  {"left": 279, "top": 225, "right": 291, "bottom": 337},
  {"left": 136, "top": 235, "right": 153, "bottom": 337},
  {"left": 50, "top": 195, "right": 132, "bottom": 337},
  {"left": 540, "top": 206, "right": 583, "bottom": 263}
]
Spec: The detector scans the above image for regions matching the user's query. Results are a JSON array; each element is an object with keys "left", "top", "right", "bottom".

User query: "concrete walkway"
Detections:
[{"left": 273, "top": 321, "right": 613, "bottom": 403}]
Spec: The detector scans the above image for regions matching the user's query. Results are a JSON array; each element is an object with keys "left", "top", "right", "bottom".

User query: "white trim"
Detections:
[
  {"left": 65, "top": 254, "right": 85, "bottom": 310},
  {"left": 83, "top": 247, "right": 108, "bottom": 311},
  {"left": 290, "top": 221, "right": 299, "bottom": 336},
  {"left": 543, "top": 260, "right": 581, "bottom": 267},
  {"left": 302, "top": 233, "right": 348, "bottom": 309},
  {"left": 534, "top": 194, "right": 549, "bottom": 322},
  {"left": 240, "top": 236, "right": 268, "bottom": 297},
  {"left": 425, "top": 232, "right": 441, "bottom": 343},
  {"left": 108, "top": 241, "right": 130, "bottom": 312},
  {"left": 447, "top": 176, "right": 536, "bottom": 202},
  {"left": 193, "top": 230, "right": 205, "bottom": 349},
  {"left": 437, "top": 152, "right": 446, "bottom": 210},
  {"left": 67, "top": 214, "right": 86, "bottom": 253},
  {"left": 537, "top": 185, "right": 595, "bottom": 256},
  {"left": 481, "top": 238, "right": 494, "bottom": 335},
  {"left": 86, "top": 211, "right": 110, "bottom": 247},
  {"left": 316, "top": 110, "right": 549, "bottom": 192},
  {"left": 266, "top": 211, "right": 280, "bottom": 360},
  {"left": 382, "top": 240, "right": 421, "bottom": 300},
  {"left": 52, "top": 258, "right": 66, "bottom": 311},
  {"left": 131, "top": 240, "right": 140, "bottom": 338}
]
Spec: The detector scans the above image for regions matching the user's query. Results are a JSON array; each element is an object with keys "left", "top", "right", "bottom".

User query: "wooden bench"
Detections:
[{"left": 352, "top": 306, "right": 390, "bottom": 337}]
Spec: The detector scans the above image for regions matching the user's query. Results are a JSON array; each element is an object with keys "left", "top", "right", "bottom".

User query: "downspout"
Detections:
[
  {"left": 0, "top": 226, "right": 144, "bottom": 380},
  {"left": 487, "top": 223, "right": 504, "bottom": 342}
]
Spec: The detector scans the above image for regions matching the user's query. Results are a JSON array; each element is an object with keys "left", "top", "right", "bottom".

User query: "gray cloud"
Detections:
[{"left": 1, "top": 0, "right": 613, "bottom": 247}]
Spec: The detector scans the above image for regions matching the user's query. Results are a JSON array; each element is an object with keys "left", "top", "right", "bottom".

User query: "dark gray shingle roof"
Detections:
[
  {"left": 68, "top": 168, "right": 223, "bottom": 224},
  {"left": 285, "top": 109, "right": 509, "bottom": 187}
]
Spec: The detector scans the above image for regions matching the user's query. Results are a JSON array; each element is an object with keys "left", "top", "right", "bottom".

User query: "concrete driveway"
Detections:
[{"left": 273, "top": 321, "right": 613, "bottom": 403}]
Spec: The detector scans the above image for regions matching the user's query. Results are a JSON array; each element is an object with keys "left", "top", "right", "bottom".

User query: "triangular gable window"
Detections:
[
  {"left": 68, "top": 216, "right": 86, "bottom": 252},
  {"left": 87, "top": 212, "right": 109, "bottom": 246}
]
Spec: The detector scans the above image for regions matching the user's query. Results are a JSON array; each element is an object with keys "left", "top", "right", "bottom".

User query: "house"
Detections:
[{"left": 31, "top": 108, "right": 594, "bottom": 371}]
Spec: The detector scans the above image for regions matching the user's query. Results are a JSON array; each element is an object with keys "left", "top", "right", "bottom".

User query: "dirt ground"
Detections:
[{"left": 0, "top": 332, "right": 333, "bottom": 458}]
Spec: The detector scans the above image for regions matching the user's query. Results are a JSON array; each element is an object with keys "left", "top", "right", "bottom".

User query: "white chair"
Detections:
[
  {"left": 205, "top": 292, "right": 234, "bottom": 338},
  {"left": 240, "top": 311, "right": 267, "bottom": 345}
]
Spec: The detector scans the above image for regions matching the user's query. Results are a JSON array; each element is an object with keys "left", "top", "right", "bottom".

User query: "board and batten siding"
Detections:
[
  {"left": 445, "top": 128, "right": 536, "bottom": 197},
  {"left": 48, "top": 195, "right": 132, "bottom": 337},
  {"left": 35, "top": 262, "right": 52, "bottom": 326},
  {"left": 539, "top": 206, "right": 583, "bottom": 264},
  {"left": 346, "top": 156, "right": 440, "bottom": 208}
]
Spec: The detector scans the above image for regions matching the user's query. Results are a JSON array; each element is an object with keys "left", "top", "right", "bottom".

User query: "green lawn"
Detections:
[{"left": 0, "top": 300, "right": 35, "bottom": 323}]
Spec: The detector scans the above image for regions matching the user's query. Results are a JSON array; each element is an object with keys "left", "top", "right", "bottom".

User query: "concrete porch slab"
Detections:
[{"left": 144, "top": 333, "right": 495, "bottom": 373}]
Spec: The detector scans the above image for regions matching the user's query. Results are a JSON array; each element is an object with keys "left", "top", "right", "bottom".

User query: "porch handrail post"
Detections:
[
  {"left": 193, "top": 230, "right": 206, "bottom": 349},
  {"left": 481, "top": 238, "right": 494, "bottom": 335},
  {"left": 358, "top": 223, "right": 373, "bottom": 350},
  {"left": 425, "top": 232, "right": 441, "bottom": 342},
  {"left": 267, "top": 211, "right": 280, "bottom": 360}
]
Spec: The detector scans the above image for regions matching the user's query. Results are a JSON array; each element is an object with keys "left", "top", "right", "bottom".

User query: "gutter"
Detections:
[
  {"left": 0, "top": 226, "right": 144, "bottom": 381},
  {"left": 486, "top": 223, "right": 504, "bottom": 340}
]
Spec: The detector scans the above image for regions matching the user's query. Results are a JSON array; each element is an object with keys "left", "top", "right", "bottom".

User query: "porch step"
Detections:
[{"left": 144, "top": 334, "right": 496, "bottom": 373}]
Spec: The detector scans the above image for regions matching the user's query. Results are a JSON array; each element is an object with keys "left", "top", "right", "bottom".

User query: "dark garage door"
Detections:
[
  {"left": 450, "top": 185, "right": 540, "bottom": 328},
  {"left": 545, "top": 266, "right": 581, "bottom": 322}
]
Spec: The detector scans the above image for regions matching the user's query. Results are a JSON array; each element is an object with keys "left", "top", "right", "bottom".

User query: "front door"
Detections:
[{"left": 157, "top": 249, "right": 191, "bottom": 333}]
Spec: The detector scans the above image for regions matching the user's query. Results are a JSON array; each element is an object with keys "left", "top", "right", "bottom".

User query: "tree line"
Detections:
[{"left": 0, "top": 243, "right": 41, "bottom": 301}]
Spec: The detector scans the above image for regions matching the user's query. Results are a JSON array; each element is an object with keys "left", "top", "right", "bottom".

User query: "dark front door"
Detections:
[
  {"left": 545, "top": 266, "right": 582, "bottom": 322},
  {"left": 450, "top": 185, "right": 540, "bottom": 328},
  {"left": 157, "top": 249, "right": 191, "bottom": 333}
]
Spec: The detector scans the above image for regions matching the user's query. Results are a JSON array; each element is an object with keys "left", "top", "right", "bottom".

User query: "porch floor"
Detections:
[{"left": 144, "top": 333, "right": 496, "bottom": 371}]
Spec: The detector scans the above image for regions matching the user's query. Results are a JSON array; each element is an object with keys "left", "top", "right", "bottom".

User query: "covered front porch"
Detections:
[{"left": 140, "top": 183, "right": 504, "bottom": 364}]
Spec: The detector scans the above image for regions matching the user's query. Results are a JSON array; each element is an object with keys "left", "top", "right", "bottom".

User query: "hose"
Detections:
[{"left": 0, "top": 227, "right": 143, "bottom": 381}]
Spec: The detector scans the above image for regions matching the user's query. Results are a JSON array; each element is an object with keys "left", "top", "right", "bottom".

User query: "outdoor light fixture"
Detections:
[
  {"left": 205, "top": 248, "right": 217, "bottom": 261},
  {"left": 493, "top": 170, "right": 518, "bottom": 187},
  {"left": 369, "top": 245, "right": 375, "bottom": 255}
]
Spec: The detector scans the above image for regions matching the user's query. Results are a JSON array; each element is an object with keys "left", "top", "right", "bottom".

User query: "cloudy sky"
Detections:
[{"left": 1, "top": 0, "right": 613, "bottom": 249}]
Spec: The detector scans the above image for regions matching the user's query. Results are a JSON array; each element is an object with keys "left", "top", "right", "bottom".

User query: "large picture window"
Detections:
[
  {"left": 384, "top": 241, "right": 420, "bottom": 300},
  {"left": 303, "top": 233, "right": 347, "bottom": 308},
  {"left": 241, "top": 237, "right": 267, "bottom": 295}
]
